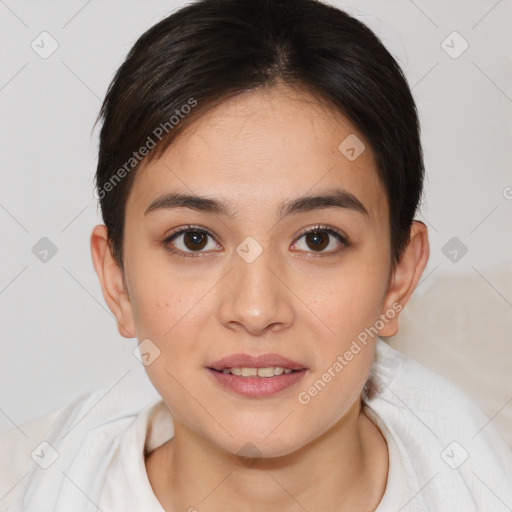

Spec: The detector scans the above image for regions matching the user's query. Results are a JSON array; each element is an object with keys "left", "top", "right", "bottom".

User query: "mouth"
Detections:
[
  {"left": 207, "top": 353, "right": 308, "bottom": 397},
  {"left": 211, "top": 366, "right": 300, "bottom": 377},
  {"left": 208, "top": 352, "right": 307, "bottom": 372}
]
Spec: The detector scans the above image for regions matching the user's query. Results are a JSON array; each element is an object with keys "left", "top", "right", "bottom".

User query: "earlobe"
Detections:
[
  {"left": 90, "top": 224, "right": 136, "bottom": 338},
  {"left": 378, "top": 221, "right": 430, "bottom": 337}
]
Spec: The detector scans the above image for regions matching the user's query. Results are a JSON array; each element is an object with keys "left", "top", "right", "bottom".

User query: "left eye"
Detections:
[{"left": 291, "top": 227, "right": 348, "bottom": 254}]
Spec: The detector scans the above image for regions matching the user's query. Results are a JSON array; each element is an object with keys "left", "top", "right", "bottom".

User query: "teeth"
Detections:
[
  {"left": 220, "top": 366, "right": 296, "bottom": 377},
  {"left": 257, "top": 367, "right": 275, "bottom": 377}
]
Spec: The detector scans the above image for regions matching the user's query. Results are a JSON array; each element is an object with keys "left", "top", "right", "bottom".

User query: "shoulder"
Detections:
[
  {"left": 365, "top": 338, "right": 512, "bottom": 508},
  {"left": 0, "top": 408, "right": 62, "bottom": 510},
  {"left": 3, "top": 368, "right": 160, "bottom": 511},
  {"left": 368, "top": 338, "right": 507, "bottom": 444}
]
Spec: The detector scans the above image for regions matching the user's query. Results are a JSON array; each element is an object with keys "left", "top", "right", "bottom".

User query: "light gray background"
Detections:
[{"left": 1, "top": 0, "right": 511, "bottom": 434}]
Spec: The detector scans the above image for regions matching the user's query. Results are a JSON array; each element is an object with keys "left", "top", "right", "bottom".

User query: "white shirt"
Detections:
[{"left": 4, "top": 338, "right": 512, "bottom": 511}]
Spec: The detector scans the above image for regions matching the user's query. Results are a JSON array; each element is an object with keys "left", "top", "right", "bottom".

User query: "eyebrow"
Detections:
[{"left": 144, "top": 188, "right": 369, "bottom": 219}]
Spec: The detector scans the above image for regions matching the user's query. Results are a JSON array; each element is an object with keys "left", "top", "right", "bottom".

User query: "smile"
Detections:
[
  {"left": 207, "top": 367, "right": 307, "bottom": 397},
  {"left": 218, "top": 366, "right": 295, "bottom": 377}
]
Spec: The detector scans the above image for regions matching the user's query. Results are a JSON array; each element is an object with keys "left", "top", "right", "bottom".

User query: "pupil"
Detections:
[
  {"left": 185, "top": 231, "right": 207, "bottom": 250},
  {"left": 307, "top": 231, "right": 328, "bottom": 251}
]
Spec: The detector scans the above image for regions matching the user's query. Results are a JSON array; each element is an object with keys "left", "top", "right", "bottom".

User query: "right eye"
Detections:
[{"left": 162, "top": 225, "right": 221, "bottom": 258}]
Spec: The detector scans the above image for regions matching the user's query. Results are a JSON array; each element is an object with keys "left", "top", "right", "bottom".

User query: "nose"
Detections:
[{"left": 217, "top": 242, "right": 295, "bottom": 335}]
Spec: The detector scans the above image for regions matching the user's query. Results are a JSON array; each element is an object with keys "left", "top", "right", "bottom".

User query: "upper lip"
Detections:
[{"left": 209, "top": 353, "right": 307, "bottom": 371}]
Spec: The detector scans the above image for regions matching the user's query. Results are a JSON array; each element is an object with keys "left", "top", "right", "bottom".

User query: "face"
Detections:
[{"left": 115, "top": 83, "right": 398, "bottom": 457}]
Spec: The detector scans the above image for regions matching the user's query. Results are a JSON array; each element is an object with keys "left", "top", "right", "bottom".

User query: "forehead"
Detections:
[{"left": 127, "top": 83, "right": 388, "bottom": 225}]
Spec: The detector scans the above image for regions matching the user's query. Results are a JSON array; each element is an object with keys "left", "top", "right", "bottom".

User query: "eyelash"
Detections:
[{"left": 162, "top": 224, "right": 349, "bottom": 259}]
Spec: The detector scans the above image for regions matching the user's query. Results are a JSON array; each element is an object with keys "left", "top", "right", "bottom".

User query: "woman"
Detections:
[{"left": 6, "top": 0, "right": 512, "bottom": 510}]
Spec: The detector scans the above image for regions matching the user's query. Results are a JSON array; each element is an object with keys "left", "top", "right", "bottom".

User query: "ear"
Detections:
[
  {"left": 90, "top": 224, "right": 136, "bottom": 338},
  {"left": 378, "top": 221, "right": 429, "bottom": 337}
]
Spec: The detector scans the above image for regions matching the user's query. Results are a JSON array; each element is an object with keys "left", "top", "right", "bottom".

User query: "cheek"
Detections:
[
  {"left": 296, "top": 346, "right": 374, "bottom": 419},
  {"left": 296, "top": 256, "right": 387, "bottom": 401},
  {"left": 127, "top": 255, "right": 205, "bottom": 341},
  {"left": 310, "top": 262, "right": 388, "bottom": 343},
  {"left": 295, "top": 292, "right": 379, "bottom": 431}
]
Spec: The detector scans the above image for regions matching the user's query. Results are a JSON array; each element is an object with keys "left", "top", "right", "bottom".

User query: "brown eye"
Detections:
[
  {"left": 305, "top": 231, "right": 330, "bottom": 251},
  {"left": 183, "top": 231, "right": 208, "bottom": 251},
  {"left": 163, "top": 226, "right": 219, "bottom": 257},
  {"left": 292, "top": 226, "right": 348, "bottom": 254}
]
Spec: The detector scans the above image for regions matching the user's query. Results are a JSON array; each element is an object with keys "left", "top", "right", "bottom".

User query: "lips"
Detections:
[
  {"left": 208, "top": 353, "right": 307, "bottom": 371},
  {"left": 206, "top": 353, "right": 308, "bottom": 397}
]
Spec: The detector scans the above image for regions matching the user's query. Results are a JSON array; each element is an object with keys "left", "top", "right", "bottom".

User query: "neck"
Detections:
[{"left": 146, "top": 400, "right": 388, "bottom": 512}]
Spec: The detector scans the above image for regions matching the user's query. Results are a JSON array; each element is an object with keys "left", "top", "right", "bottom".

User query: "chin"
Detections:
[{"left": 212, "top": 428, "right": 310, "bottom": 461}]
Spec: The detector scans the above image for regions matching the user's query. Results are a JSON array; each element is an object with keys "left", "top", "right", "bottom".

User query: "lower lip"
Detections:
[{"left": 207, "top": 368, "right": 307, "bottom": 397}]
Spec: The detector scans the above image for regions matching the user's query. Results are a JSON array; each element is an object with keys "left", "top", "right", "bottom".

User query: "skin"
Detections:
[{"left": 91, "top": 82, "right": 429, "bottom": 511}]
